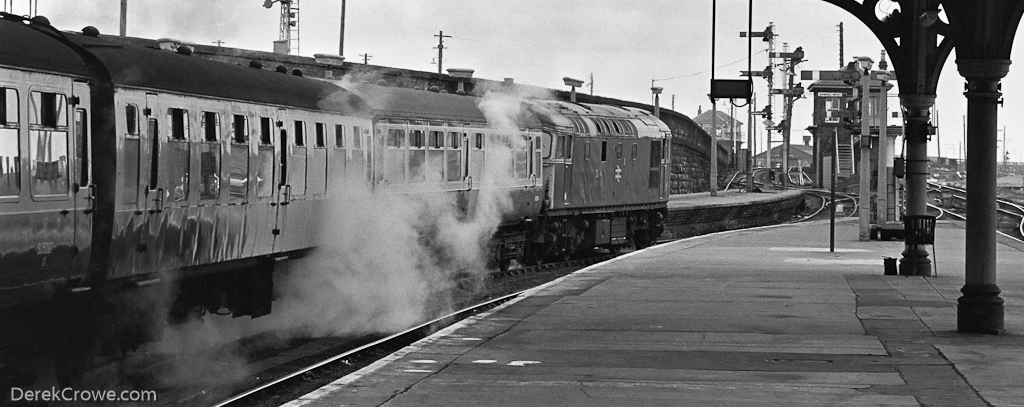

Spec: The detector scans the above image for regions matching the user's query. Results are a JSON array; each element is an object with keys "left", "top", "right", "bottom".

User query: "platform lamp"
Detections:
[
  {"left": 564, "top": 77, "right": 584, "bottom": 103},
  {"left": 652, "top": 87, "right": 664, "bottom": 118}
]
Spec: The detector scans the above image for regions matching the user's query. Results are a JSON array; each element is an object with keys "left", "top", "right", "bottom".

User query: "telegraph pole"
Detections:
[
  {"left": 434, "top": 31, "right": 452, "bottom": 74},
  {"left": 120, "top": 0, "right": 127, "bottom": 36},
  {"left": 838, "top": 22, "right": 844, "bottom": 68},
  {"left": 339, "top": 0, "right": 346, "bottom": 55},
  {"left": 360, "top": 53, "right": 371, "bottom": 64}
]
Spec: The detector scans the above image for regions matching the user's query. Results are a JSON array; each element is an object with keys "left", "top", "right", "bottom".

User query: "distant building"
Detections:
[
  {"left": 753, "top": 144, "right": 814, "bottom": 169},
  {"left": 693, "top": 105, "right": 744, "bottom": 142}
]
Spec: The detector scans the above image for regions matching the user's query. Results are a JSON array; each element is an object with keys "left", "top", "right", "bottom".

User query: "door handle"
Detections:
[{"left": 83, "top": 184, "right": 97, "bottom": 214}]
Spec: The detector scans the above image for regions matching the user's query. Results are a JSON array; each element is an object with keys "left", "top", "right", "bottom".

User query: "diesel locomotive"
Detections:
[{"left": 0, "top": 13, "right": 669, "bottom": 325}]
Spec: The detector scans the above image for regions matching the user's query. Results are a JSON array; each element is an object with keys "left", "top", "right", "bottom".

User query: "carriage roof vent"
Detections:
[
  {"left": 81, "top": 26, "right": 100, "bottom": 37},
  {"left": 275, "top": 65, "right": 288, "bottom": 73},
  {"left": 249, "top": 60, "right": 263, "bottom": 69},
  {"left": 291, "top": 68, "right": 303, "bottom": 76},
  {"left": 29, "top": 15, "right": 50, "bottom": 25}
]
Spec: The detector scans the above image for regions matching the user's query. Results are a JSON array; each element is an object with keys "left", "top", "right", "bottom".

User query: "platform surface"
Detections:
[{"left": 285, "top": 217, "right": 1024, "bottom": 407}]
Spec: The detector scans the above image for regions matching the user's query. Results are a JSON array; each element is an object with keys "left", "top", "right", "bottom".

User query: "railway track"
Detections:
[
  {"left": 184, "top": 255, "right": 618, "bottom": 407},
  {"left": 929, "top": 183, "right": 1024, "bottom": 239},
  {"left": 793, "top": 188, "right": 859, "bottom": 222}
]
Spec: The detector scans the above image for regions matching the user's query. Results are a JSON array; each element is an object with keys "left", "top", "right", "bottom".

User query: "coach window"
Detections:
[
  {"left": 165, "top": 108, "right": 189, "bottom": 201},
  {"left": 384, "top": 128, "right": 406, "bottom": 183},
  {"left": 228, "top": 114, "right": 249, "bottom": 200},
  {"left": 446, "top": 132, "right": 462, "bottom": 182},
  {"left": 122, "top": 104, "right": 141, "bottom": 204},
  {"left": 256, "top": 117, "right": 274, "bottom": 197},
  {"left": 29, "top": 91, "right": 69, "bottom": 197},
  {"left": 334, "top": 124, "right": 345, "bottom": 148},
  {"left": 426, "top": 130, "right": 444, "bottom": 182},
  {"left": 409, "top": 129, "right": 426, "bottom": 183},
  {"left": 76, "top": 108, "right": 89, "bottom": 187},
  {"left": 315, "top": 122, "right": 326, "bottom": 148},
  {"left": 0, "top": 88, "right": 20, "bottom": 197},
  {"left": 293, "top": 120, "right": 306, "bottom": 146},
  {"left": 352, "top": 126, "right": 362, "bottom": 149},
  {"left": 199, "top": 111, "right": 221, "bottom": 200},
  {"left": 474, "top": 133, "right": 484, "bottom": 149}
]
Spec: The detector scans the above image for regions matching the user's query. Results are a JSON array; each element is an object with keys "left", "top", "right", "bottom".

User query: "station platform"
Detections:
[{"left": 285, "top": 218, "right": 1024, "bottom": 407}]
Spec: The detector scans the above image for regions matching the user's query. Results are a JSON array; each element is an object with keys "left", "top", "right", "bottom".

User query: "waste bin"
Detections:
[
  {"left": 901, "top": 215, "right": 937, "bottom": 276},
  {"left": 883, "top": 257, "right": 897, "bottom": 275},
  {"left": 904, "top": 215, "right": 936, "bottom": 246}
]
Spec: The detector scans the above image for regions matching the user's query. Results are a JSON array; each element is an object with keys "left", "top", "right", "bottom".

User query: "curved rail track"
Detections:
[
  {"left": 205, "top": 255, "right": 617, "bottom": 407},
  {"left": 929, "top": 183, "right": 1024, "bottom": 239}
]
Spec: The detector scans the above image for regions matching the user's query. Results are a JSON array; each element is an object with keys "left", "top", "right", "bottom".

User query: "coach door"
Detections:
[
  {"left": 561, "top": 133, "right": 573, "bottom": 205},
  {"left": 67, "top": 80, "right": 93, "bottom": 280},
  {"left": 134, "top": 93, "right": 162, "bottom": 275},
  {"left": 271, "top": 111, "right": 289, "bottom": 252}
]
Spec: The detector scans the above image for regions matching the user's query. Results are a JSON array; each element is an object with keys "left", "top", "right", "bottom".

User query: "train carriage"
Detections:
[
  {"left": 348, "top": 84, "right": 546, "bottom": 268},
  {"left": 0, "top": 15, "right": 95, "bottom": 308}
]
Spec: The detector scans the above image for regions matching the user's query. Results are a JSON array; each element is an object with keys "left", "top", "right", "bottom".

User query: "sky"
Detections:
[{"left": 15, "top": 0, "right": 1024, "bottom": 161}]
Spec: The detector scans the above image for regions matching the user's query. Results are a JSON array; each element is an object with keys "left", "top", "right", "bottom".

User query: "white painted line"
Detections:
[
  {"left": 783, "top": 258, "right": 884, "bottom": 265},
  {"left": 770, "top": 247, "right": 871, "bottom": 253},
  {"left": 507, "top": 361, "right": 542, "bottom": 366}
]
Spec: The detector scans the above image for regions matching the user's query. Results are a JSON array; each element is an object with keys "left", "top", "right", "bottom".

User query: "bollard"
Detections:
[{"left": 883, "top": 257, "right": 897, "bottom": 275}]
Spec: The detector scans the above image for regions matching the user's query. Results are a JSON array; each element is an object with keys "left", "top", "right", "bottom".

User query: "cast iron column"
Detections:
[
  {"left": 957, "top": 59, "right": 1008, "bottom": 334},
  {"left": 899, "top": 94, "right": 934, "bottom": 275}
]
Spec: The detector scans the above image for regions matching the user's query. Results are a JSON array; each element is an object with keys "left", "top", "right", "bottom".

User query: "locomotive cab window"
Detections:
[
  {"left": 29, "top": 91, "right": 69, "bottom": 196},
  {"left": 1, "top": 88, "right": 19, "bottom": 197}
]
